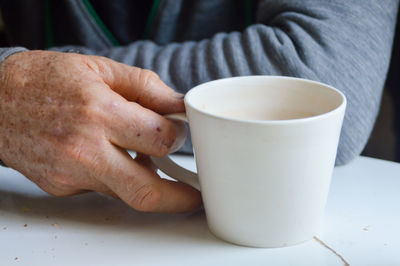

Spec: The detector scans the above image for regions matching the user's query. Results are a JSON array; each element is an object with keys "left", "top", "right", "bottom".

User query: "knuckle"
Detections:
[
  {"left": 130, "top": 183, "right": 162, "bottom": 212},
  {"left": 62, "top": 52, "right": 83, "bottom": 64},
  {"left": 85, "top": 56, "right": 117, "bottom": 86},
  {"left": 45, "top": 103, "right": 95, "bottom": 141},
  {"left": 87, "top": 57, "right": 111, "bottom": 76},
  {"left": 151, "top": 141, "right": 169, "bottom": 157},
  {"left": 148, "top": 133, "right": 170, "bottom": 157},
  {"left": 47, "top": 189, "right": 72, "bottom": 197},
  {"left": 65, "top": 140, "right": 105, "bottom": 171},
  {"left": 138, "top": 69, "right": 159, "bottom": 90},
  {"left": 142, "top": 118, "right": 175, "bottom": 156},
  {"left": 52, "top": 174, "right": 76, "bottom": 188},
  {"left": 152, "top": 127, "right": 175, "bottom": 157},
  {"left": 65, "top": 141, "right": 86, "bottom": 163},
  {"left": 63, "top": 92, "right": 105, "bottom": 126},
  {"left": 131, "top": 68, "right": 161, "bottom": 104},
  {"left": 80, "top": 101, "right": 104, "bottom": 122}
]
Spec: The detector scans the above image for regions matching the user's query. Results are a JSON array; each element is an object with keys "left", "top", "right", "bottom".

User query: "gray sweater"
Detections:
[{"left": 0, "top": 0, "right": 399, "bottom": 165}]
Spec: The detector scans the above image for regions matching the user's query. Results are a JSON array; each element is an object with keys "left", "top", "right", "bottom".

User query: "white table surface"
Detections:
[{"left": 0, "top": 155, "right": 399, "bottom": 266}]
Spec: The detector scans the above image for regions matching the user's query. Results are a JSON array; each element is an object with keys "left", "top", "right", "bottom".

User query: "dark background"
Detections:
[{"left": 1, "top": 11, "right": 399, "bottom": 163}]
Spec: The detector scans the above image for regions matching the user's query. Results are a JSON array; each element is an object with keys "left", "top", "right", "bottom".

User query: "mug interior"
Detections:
[{"left": 185, "top": 76, "right": 345, "bottom": 122}]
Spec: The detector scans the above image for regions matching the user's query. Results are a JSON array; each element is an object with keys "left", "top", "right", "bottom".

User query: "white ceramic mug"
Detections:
[{"left": 151, "top": 76, "right": 346, "bottom": 248}]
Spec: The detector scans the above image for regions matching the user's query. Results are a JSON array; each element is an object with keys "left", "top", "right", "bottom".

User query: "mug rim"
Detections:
[{"left": 184, "top": 75, "right": 347, "bottom": 125}]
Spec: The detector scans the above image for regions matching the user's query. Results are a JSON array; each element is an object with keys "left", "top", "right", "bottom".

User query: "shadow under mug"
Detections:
[{"left": 151, "top": 76, "right": 346, "bottom": 248}]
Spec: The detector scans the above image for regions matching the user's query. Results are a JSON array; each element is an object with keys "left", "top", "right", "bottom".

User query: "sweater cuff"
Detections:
[{"left": 0, "top": 47, "right": 28, "bottom": 63}]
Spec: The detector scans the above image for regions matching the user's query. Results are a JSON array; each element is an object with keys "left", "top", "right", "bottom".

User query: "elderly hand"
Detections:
[{"left": 0, "top": 50, "right": 201, "bottom": 213}]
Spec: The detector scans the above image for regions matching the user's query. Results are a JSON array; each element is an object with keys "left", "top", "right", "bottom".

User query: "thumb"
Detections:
[{"left": 89, "top": 55, "right": 185, "bottom": 114}]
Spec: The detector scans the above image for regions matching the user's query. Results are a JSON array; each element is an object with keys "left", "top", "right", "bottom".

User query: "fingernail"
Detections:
[
  {"left": 169, "top": 120, "right": 187, "bottom": 153},
  {"left": 173, "top": 92, "right": 185, "bottom": 99}
]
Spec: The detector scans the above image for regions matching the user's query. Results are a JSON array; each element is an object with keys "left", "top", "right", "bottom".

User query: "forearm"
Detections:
[
  {"left": 3, "top": 0, "right": 399, "bottom": 165},
  {"left": 90, "top": 1, "right": 396, "bottom": 165}
]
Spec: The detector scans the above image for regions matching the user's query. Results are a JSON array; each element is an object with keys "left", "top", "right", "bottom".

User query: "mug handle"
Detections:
[{"left": 150, "top": 113, "right": 200, "bottom": 190}]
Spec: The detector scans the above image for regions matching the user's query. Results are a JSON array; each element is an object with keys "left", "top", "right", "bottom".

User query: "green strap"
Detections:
[
  {"left": 82, "top": 0, "right": 120, "bottom": 46},
  {"left": 45, "top": 0, "right": 54, "bottom": 49},
  {"left": 143, "top": 0, "right": 161, "bottom": 39},
  {"left": 46, "top": 0, "right": 251, "bottom": 47}
]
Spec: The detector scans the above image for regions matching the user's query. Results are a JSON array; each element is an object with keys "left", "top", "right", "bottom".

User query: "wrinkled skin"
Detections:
[{"left": 0, "top": 50, "right": 201, "bottom": 213}]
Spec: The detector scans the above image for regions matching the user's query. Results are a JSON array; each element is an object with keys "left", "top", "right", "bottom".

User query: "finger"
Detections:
[
  {"left": 97, "top": 189, "right": 120, "bottom": 199},
  {"left": 88, "top": 56, "right": 185, "bottom": 114},
  {"left": 104, "top": 100, "right": 178, "bottom": 156},
  {"left": 135, "top": 153, "right": 157, "bottom": 171},
  {"left": 81, "top": 179, "right": 120, "bottom": 199},
  {"left": 99, "top": 145, "right": 202, "bottom": 213}
]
